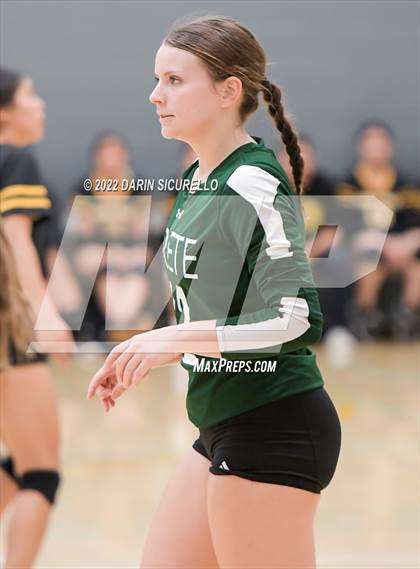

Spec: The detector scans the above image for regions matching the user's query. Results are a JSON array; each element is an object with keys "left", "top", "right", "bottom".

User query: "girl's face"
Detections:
[
  {"left": 150, "top": 44, "right": 223, "bottom": 142},
  {"left": 0, "top": 77, "right": 45, "bottom": 145}
]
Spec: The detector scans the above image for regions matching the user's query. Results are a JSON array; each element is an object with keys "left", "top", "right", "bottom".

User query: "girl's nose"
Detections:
[{"left": 149, "top": 84, "right": 164, "bottom": 105}]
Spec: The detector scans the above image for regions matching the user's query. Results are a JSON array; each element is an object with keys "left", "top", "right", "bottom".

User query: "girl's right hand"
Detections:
[{"left": 87, "top": 367, "right": 126, "bottom": 412}]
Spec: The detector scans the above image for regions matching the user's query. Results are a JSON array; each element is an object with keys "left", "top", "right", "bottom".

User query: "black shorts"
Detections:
[{"left": 192, "top": 386, "right": 341, "bottom": 494}]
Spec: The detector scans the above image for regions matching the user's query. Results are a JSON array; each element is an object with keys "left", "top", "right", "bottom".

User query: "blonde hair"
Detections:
[{"left": 0, "top": 219, "right": 35, "bottom": 369}]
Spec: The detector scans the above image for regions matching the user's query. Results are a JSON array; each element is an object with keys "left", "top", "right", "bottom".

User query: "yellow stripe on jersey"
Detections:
[
  {"left": 0, "top": 184, "right": 49, "bottom": 200},
  {"left": 0, "top": 197, "right": 52, "bottom": 214}
]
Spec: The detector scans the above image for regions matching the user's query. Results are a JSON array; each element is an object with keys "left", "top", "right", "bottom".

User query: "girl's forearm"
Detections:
[{"left": 173, "top": 320, "right": 222, "bottom": 358}]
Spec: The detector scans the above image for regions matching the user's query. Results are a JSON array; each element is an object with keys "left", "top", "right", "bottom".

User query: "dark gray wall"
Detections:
[{"left": 1, "top": 0, "right": 419, "bottom": 207}]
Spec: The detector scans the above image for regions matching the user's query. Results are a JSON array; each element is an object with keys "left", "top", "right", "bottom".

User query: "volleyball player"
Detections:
[
  {"left": 88, "top": 16, "right": 342, "bottom": 568},
  {"left": 0, "top": 68, "right": 73, "bottom": 568}
]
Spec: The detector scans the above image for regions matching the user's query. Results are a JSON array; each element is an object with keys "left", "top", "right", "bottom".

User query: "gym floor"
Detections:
[{"left": 1, "top": 341, "right": 419, "bottom": 569}]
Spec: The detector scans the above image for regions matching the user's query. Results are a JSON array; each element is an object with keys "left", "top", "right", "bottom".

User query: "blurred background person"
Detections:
[
  {"left": 0, "top": 67, "right": 74, "bottom": 568},
  {"left": 337, "top": 122, "right": 420, "bottom": 340},
  {"left": 67, "top": 132, "right": 163, "bottom": 343}
]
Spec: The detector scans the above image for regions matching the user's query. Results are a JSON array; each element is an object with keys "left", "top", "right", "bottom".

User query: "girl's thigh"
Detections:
[
  {"left": 207, "top": 474, "right": 321, "bottom": 569},
  {"left": 0, "top": 363, "right": 60, "bottom": 472},
  {"left": 140, "top": 447, "right": 219, "bottom": 569}
]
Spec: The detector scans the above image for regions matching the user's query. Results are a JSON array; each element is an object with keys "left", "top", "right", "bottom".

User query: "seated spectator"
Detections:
[
  {"left": 337, "top": 121, "right": 420, "bottom": 339},
  {"left": 67, "top": 132, "right": 164, "bottom": 342}
]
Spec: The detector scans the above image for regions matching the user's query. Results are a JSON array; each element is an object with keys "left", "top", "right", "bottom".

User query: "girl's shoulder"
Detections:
[{"left": 219, "top": 146, "right": 293, "bottom": 199}]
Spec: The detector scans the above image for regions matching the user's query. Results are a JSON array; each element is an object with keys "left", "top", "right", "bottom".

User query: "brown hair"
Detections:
[
  {"left": 164, "top": 15, "right": 304, "bottom": 194},
  {"left": 0, "top": 220, "right": 35, "bottom": 369},
  {"left": 0, "top": 67, "right": 23, "bottom": 109}
]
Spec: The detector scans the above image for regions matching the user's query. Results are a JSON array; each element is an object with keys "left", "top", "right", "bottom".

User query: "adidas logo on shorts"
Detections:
[{"left": 218, "top": 460, "right": 230, "bottom": 471}]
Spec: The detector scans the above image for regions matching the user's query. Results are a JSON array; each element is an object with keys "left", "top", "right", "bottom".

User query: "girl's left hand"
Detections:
[{"left": 86, "top": 327, "right": 183, "bottom": 410}]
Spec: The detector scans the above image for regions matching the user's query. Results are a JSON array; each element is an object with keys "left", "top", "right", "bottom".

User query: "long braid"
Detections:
[{"left": 261, "top": 80, "right": 304, "bottom": 195}]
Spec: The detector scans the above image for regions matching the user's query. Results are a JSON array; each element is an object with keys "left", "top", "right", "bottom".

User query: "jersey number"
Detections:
[{"left": 172, "top": 285, "right": 197, "bottom": 367}]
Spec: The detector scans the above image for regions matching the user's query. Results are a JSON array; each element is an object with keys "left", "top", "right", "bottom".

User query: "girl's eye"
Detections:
[{"left": 153, "top": 76, "right": 180, "bottom": 85}]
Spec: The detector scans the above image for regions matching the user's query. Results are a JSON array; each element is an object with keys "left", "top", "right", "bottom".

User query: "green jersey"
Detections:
[{"left": 164, "top": 137, "right": 324, "bottom": 428}]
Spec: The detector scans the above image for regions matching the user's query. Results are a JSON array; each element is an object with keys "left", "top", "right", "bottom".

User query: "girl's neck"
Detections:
[{"left": 189, "top": 126, "right": 255, "bottom": 181}]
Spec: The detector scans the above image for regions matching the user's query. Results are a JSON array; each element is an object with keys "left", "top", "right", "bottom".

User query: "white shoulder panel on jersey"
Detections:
[{"left": 226, "top": 165, "right": 293, "bottom": 260}]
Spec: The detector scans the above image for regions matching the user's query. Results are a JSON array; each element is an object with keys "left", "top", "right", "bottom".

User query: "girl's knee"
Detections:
[
  {"left": 19, "top": 469, "right": 61, "bottom": 505},
  {"left": 1, "top": 455, "right": 61, "bottom": 505}
]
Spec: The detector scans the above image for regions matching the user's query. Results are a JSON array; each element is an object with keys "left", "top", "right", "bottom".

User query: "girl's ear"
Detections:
[{"left": 218, "top": 76, "right": 243, "bottom": 109}]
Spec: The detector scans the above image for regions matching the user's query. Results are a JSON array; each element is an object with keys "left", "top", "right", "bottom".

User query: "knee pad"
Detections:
[
  {"left": 0, "top": 456, "right": 21, "bottom": 487},
  {"left": 20, "top": 469, "right": 60, "bottom": 505}
]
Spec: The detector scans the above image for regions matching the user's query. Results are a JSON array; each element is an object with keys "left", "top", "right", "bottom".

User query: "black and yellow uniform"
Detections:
[
  {"left": 0, "top": 145, "right": 52, "bottom": 261},
  {"left": 0, "top": 144, "right": 52, "bottom": 365},
  {"left": 337, "top": 165, "right": 420, "bottom": 337}
]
